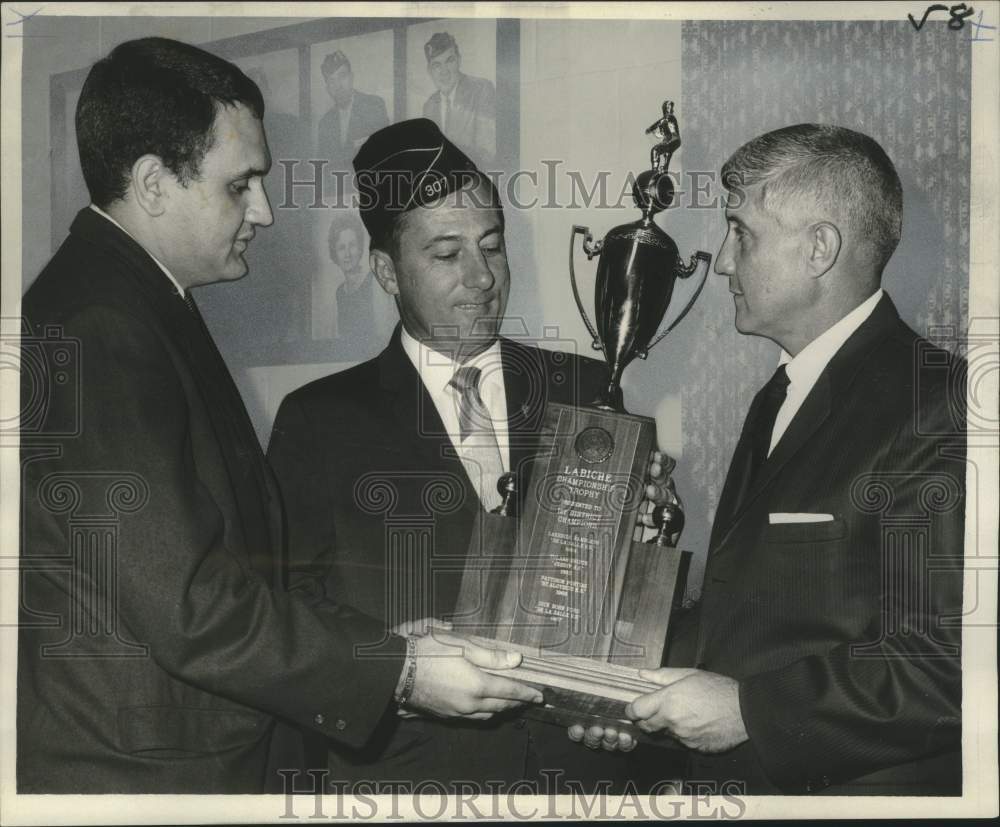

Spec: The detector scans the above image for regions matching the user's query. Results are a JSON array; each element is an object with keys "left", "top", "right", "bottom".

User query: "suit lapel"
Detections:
[
  {"left": 70, "top": 210, "right": 277, "bottom": 576},
  {"left": 712, "top": 376, "right": 832, "bottom": 551},
  {"left": 377, "top": 333, "right": 544, "bottom": 513},
  {"left": 500, "top": 339, "right": 547, "bottom": 484},
  {"left": 710, "top": 294, "right": 901, "bottom": 553},
  {"left": 377, "top": 327, "right": 471, "bottom": 486},
  {"left": 710, "top": 386, "right": 771, "bottom": 547},
  {"left": 329, "top": 108, "right": 344, "bottom": 154},
  {"left": 453, "top": 75, "right": 475, "bottom": 134}
]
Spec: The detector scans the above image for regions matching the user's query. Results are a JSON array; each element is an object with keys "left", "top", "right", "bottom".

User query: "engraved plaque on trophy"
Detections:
[{"left": 453, "top": 102, "right": 711, "bottom": 743}]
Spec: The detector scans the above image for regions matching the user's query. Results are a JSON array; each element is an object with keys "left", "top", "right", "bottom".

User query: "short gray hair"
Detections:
[{"left": 721, "top": 124, "right": 903, "bottom": 273}]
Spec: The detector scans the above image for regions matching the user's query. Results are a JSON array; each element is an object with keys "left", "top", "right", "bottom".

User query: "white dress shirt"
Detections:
[
  {"left": 89, "top": 204, "right": 186, "bottom": 297},
  {"left": 338, "top": 92, "right": 354, "bottom": 147},
  {"left": 440, "top": 86, "right": 457, "bottom": 133},
  {"left": 769, "top": 289, "right": 884, "bottom": 455},
  {"left": 400, "top": 326, "right": 510, "bottom": 470}
]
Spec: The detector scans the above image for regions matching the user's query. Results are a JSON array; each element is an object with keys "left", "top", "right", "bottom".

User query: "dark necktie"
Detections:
[
  {"left": 714, "top": 365, "right": 791, "bottom": 527},
  {"left": 448, "top": 366, "right": 505, "bottom": 511},
  {"left": 749, "top": 364, "right": 791, "bottom": 479}
]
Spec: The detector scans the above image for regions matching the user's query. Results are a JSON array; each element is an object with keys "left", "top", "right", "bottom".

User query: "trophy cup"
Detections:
[{"left": 453, "top": 101, "right": 711, "bottom": 742}]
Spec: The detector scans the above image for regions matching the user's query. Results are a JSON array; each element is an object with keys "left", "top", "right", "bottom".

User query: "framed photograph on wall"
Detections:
[
  {"left": 46, "top": 16, "right": 520, "bottom": 368},
  {"left": 407, "top": 19, "right": 499, "bottom": 170}
]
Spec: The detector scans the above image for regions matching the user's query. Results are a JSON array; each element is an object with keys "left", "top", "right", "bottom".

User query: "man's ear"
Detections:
[
  {"left": 806, "top": 221, "right": 841, "bottom": 279},
  {"left": 130, "top": 155, "right": 170, "bottom": 217},
  {"left": 371, "top": 249, "right": 400, "bottom": 296}
]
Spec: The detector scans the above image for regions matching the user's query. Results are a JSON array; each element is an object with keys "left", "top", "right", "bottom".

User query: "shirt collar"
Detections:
[
  {"left": 778, "top": 288, "right": 884, "bottom": 384},
  {"left": 89, "top": 204, "right": 186, "bottom": 297},
  {"left": 400, "top": 326, "right": 504, "bottom": 396}
]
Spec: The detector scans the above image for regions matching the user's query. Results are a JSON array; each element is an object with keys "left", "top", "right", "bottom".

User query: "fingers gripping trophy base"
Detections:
[{"left": 465, "top": 635, "right": 683, "bottom": 748}]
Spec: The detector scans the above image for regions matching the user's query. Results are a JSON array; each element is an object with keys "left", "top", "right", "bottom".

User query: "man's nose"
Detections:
[
  {"left": 248, "top": 184, "right": 274, "bottom": 228},
  {"left": 464, "top": 251, "right": 496, "bottom": 290},
  {"left": 714, "top": 236, "right": 734, "bottom": 277}
]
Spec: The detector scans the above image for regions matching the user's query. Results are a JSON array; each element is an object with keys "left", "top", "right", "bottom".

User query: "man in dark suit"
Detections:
[
  {"left": 317, "top": 50, "right": 389, "bottom": 175},
  {"left": 575, "top": 124, "right": 965, "bottom": 795},
  {"left": 268, "top": 118, "right": 660, "bottom": 794},
  {"left": 18, "top": 38, "right": 541, "bottom": 795},
  {"left": 422, "top": 32, "right": 496, "bottom": 168}
]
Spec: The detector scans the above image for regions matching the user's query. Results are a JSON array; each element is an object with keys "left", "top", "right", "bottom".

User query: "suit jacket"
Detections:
[
  {"left": 17, "top": 208, "right": 404, "bottom": 793},
  {"left": 688, "top": 295, "right": 965, "bottom": 795},
  {"left": 317, "top": 90, "right": 389, "bottom": 171},
  {"left": 423, "top": 74, "right": 496, "bottom": 168},
  {"left": 268, "top": 329, "right": 635, "bottom": 791}
]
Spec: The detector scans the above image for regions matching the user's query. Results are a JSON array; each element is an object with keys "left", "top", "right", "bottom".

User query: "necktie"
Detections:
[
  {"left": 714, "top": 365, "right": 790, "bottom": 528},
  {"left": 749, "top": 364, "right": 791, "bottom": 477},
  {"left": 448, "top": 366, "right": 505, "bottom": 511},
  {"left": 442, "top": 93, "right": 450, "bottom": 133}
]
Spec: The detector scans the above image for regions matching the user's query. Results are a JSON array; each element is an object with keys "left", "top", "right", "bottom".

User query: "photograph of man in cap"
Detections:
[
  {"left": 18, "top": 38, "right": 543, "bottom": 795},
  {"left": 422, "top": 32, "right": 496, "bottom": 169},
  {"left": 317, "top": 50, "right": 389, "bottom": 174},
  {"left": 268, "top": 118, "right": 656, "bottom": 793}
]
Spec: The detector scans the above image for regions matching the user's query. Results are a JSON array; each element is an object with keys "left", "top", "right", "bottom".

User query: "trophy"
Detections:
[{"left": 453, "top": 101, "right": 711, "bottom": 742}]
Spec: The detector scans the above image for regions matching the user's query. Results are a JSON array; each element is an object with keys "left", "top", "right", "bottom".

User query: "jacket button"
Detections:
[
  {"left": 335, "top": 719, "right": 347, "bottom": 731},
  {"left": 314, "top": 713, "right": 325, "bottom": 725}
]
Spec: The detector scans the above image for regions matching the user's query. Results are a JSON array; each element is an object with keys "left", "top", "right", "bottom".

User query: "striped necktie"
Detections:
[{"left": 448, "top": 365, "right": 505, "bottom": 511}]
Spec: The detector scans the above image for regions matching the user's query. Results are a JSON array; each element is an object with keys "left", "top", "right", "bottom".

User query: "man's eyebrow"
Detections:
[
  {"left": 423, "top": 233, "right": 461, "bottom": 249},
  {"left": 232, "top": 164, "right": 270, "bottom": 179},
  {"left": 421, "top": 225, "right": 502, "bottom": 249}
]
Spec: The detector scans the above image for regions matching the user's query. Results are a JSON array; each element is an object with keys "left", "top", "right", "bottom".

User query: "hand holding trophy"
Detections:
[{"left": 452, "top": 101, "right": 710, "bottom": 744}]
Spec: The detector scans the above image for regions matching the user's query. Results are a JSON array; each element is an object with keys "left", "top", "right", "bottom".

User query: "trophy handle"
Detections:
[
  {"left": 569, "top": 225, "right": 603, "bottom": 350},
  {"left": 645, "top": 251, "right": 712, "bottom": 353}
]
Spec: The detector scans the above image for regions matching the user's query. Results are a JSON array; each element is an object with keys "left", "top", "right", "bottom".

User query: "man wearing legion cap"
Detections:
[{"left": 268, "top": 119, "right": 636, "bottom": 791}]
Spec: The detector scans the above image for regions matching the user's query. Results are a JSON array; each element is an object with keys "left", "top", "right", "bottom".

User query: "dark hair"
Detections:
[
  {"left": 76, "top": 37, "right": 265, "bottom": 208},
  {"left": 370, "top": 172, "right": 503, "bottom": 259},
  {"left": 321, "top": 50, "right": 351, "bottom": 78},
  {"left": 721, "top": 124, "right": 903, "bottom": 273},
  {"left": 328, "top": 213, "right": 366, "bottom": 259},
  {"left": 424, "top": 32, "right": 459, "bottom": 63}
]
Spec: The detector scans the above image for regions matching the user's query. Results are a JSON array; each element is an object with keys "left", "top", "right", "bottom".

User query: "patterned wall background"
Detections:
[
  {"left": 25, "top": 17, "right": 973, "bottom": 597},
  {"left": 633, "top": 20, "right": 971, "bottom": 594}
]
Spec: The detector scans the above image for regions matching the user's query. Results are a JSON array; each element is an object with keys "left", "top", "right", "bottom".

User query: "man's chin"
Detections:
[{"left": 218, "top": 261, "right": 250, "bottom": 283}]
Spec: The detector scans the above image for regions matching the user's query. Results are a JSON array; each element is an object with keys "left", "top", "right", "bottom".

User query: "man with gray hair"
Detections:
[{"left": 574, "top": 124, "right": 965, "bottom": 796}]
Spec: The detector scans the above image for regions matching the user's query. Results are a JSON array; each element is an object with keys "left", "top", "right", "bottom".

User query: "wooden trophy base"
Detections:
[
  {"left": 465, "top": 634, "right": 682, "bottom": 745},
  {"left": 453, "top": 401, "right": 690, "bottom": 747}
]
